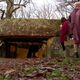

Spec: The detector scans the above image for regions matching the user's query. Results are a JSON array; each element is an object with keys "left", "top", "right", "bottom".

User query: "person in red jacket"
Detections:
[{"left": 60, "top": 17, "right": 69, "bottom": 51}]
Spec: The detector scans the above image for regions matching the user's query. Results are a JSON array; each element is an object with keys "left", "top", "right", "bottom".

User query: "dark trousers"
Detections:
[{"left": 61, "top": 42, "right": 65, "bottom": 51}]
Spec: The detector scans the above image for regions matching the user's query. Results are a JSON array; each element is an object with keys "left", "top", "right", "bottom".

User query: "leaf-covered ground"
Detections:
[{"left": 0, "top": 57, "right": 80, "bottom": 80}]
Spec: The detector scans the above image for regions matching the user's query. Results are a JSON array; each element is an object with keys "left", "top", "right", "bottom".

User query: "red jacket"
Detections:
[{"left": 60, "top": 21, "right": 69, "bottom": 43}]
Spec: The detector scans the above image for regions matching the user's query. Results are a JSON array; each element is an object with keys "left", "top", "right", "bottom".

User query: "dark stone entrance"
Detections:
[{"left": 0, "top": 35, "right": 53, "bottom": 58}]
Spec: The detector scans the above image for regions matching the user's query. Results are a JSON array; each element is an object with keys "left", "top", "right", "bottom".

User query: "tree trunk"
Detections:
[{"left": 6, "top": 0, "right": 14, "bottom": 18}]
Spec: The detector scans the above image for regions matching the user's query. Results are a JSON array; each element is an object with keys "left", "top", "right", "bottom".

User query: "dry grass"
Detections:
[{"left": 0, "top": 19, "right": 57, "bottom": 36}]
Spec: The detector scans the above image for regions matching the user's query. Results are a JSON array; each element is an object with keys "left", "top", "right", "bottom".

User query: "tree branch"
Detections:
[
  {"left": 12, "top": 6, "right": 20, "bottom": 13},
  {"left": 14, "top": 4, "right": 26, "bottom": 7},
  {"left": 19, "top": 0, "right": 22, "bottom": 4},
  {"left": 0, "top": 9, "right": 5, "bottom": 19},
  {"left": 12, "top": 0, "right": 22, "bottom": 13}
]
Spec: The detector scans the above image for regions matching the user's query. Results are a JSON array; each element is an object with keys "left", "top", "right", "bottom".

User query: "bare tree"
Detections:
[
  {"left": 33, "top": 4, "right": 42, "bottom": 19},
  {"left": 33, "top": 3, "right": 55, "bottom": 19},
  {"left": 53, "top": 0, "right": 80, "bottom": 18},
  {"left": 0, "top": 0, "right": 31, "bottom": 19}
]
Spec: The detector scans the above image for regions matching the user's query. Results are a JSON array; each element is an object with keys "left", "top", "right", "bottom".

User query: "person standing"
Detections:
[
  {"left": 59, "top": 17, "right": 69, "bottom": 57},
  {"left": 70, "top": 2, "right": 80, "bottom": 58}
]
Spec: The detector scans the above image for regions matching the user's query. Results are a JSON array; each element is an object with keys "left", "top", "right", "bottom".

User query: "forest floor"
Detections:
[{"left": 0, "top": 57, "right": 80, "bottom": 80}]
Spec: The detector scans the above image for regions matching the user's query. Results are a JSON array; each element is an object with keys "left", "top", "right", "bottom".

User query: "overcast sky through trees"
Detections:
[{"left": 0, "top": 0, "right": 73, "bottom": 19}]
